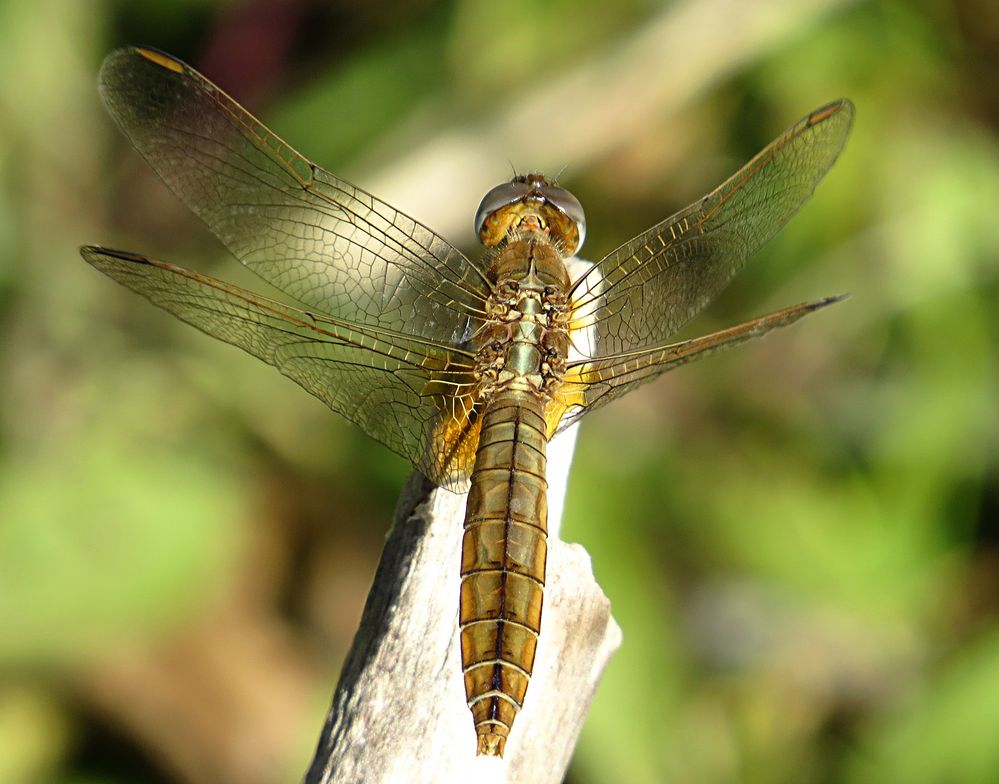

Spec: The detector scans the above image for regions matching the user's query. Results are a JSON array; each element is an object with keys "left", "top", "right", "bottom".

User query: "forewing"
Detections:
[
  {"left": 569, "top": 100, "right": 853, "bottom": 357},
  {"left": 550, "top": 297, "right": 842, "bottom": 434},
  {"left": 81, "top": 245, "right": 482, "bottom": 490},
  {"left": 98, "top": 47, "right": 489, "bottom": 344}
]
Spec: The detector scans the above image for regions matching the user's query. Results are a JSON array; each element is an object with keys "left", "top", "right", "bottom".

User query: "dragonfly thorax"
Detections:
[
  {"left": 474, "top": 237, "right": 570, "bottom": 401},
  {"left": 474, "top": 173, "right": 586, "bottom": 256}
]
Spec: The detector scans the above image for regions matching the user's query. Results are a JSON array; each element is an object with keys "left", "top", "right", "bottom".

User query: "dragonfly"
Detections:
[{"left": 81, "top": 46, "right": 853, "bottom": 757}]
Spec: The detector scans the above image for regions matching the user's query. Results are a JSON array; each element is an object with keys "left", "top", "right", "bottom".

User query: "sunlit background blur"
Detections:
[{"left": 2, "top": 0, "right": 998, "bottom": 782}]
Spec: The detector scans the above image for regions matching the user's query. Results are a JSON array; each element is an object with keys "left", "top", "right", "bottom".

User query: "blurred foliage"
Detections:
[{"left": 1, "top": 0, "right": 997, "bottom": 782}]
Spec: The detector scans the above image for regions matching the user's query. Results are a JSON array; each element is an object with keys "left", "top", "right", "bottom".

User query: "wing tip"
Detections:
[
  {"left": 808, "top": 98, "right": 855, "bottom": 129},
  {"left": 103, "top": 45, "right": 186, "bottom": 72},
  {"left": 99, "top": 46, "right": 188, "bottom": 96},
  {"left": 132, "top": 46, "right": 186, "bottom": 74},
  {"left": 817, "top": 292, "right": 849, "bottom": 308},
  {"left": 774, "top": 293, "right": 849, "bottom": 325},
  {"left": 80, "top": 245, "right": 154, "bottom": 266},
  {"left": 800, "top": 293, "right": 848, "bottom": 316}
]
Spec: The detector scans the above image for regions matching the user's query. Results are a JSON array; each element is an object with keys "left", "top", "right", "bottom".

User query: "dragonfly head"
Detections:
[{"left": 474, "top": 173, "right": 586, "bottom": 256}]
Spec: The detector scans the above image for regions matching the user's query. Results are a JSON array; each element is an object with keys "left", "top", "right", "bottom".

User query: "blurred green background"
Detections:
[{"left": 2, "top": 0, "right": 998, "bottom": 781}]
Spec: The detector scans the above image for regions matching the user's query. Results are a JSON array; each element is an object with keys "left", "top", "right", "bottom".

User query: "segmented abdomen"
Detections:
[{"left": 460, "top": 390, "right": 548, "bottom": 757}]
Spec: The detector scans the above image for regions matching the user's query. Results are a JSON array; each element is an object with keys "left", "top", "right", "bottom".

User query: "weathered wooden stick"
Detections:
[{"left": 303, "top": 426, "right": 621, "bottom": 784}]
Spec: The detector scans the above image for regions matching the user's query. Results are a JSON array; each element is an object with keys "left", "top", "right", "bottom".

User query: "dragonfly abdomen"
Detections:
[{"left": 460, "top": 390, "right": 549, "bottom": 757}]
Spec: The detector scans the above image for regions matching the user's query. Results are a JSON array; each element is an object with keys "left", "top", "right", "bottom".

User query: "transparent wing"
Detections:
[
  {"left": 549, "top": 297, "right": 843, "bottom": 434},
  {"left": 98, "top": 47, "right": 490, "bottom": 344},
  {"left": 81, "top": 245, "right": 482, "bottom": 490},
  {"left": 568, "top": 100, "right": 853, "bottom": 357}
]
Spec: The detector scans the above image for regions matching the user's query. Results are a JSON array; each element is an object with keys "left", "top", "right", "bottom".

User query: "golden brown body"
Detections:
[
  {"left": 460, "top": 391, "right": 549, "bottom": 756},
  {"left": 460, "top": 236, "right": 570, "bottom": 755}
]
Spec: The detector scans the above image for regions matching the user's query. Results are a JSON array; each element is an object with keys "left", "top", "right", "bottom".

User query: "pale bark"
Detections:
[{"left": 303, "top": 426, "right": 622, "bottom": 784}]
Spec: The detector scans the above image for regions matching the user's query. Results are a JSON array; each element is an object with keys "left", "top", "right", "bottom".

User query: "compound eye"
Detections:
[
  {"left": 540, "top": 186, "right": 587, "bottom": 252},
  {"left": 474, "top": 181, "right": 532, "bottom": 237}
]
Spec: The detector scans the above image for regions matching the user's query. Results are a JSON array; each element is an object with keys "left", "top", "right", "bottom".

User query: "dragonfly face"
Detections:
[
  {"left": 81, "top": 46, "right": 853, "bottom": 757},
  {"left": 474, "top": 173, "right": 586, "bottom": 255}
]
